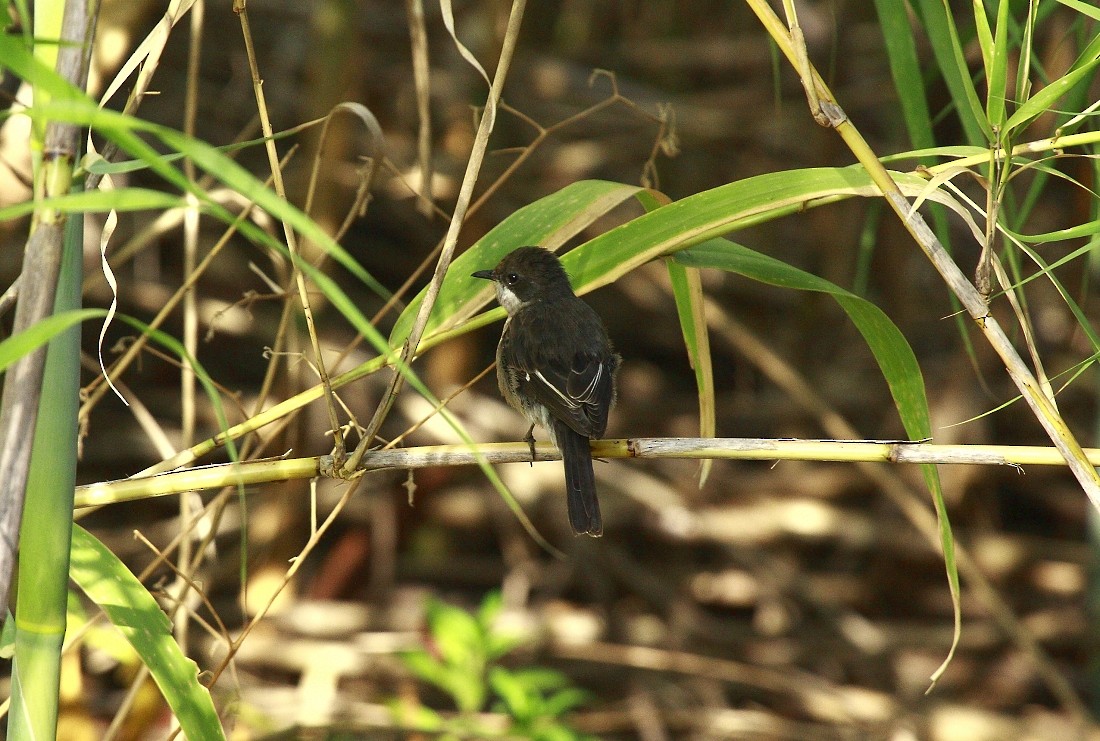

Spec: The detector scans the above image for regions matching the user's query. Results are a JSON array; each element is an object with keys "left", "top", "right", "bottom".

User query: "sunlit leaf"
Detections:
[{"left": 69, "top": 526, "right": 225, "bottom": 740}]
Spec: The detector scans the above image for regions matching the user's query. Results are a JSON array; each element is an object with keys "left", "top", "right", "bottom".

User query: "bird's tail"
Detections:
[{"left": 554, "top": 420, "right": 602, "bottom": 536}]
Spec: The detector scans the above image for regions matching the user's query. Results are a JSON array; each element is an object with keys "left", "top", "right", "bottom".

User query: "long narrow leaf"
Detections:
[
  {"left": 971, "top": 0, "right": 995, "bottom": 88},
  {"left": 1055, "top": 0, "right": 1100, "bottom": 22},
  {"left": 0, "top": 34, "right": 390, "bottom": 302},
  {"left": 673, "top": 238, "right": 959, "bottom": 685},
  {"left": 911, "top": 0, "right": 990, "bottom": 143},
  {"left": 674, "top": 240, "right": 931, "bottom": 438},
  {"left": 1004, "top": 54, "right": 1100, "bottom": 134},
  {"left": 985, "top": 0, "right": 1010, "bottom": 127},
  {"left": 69, "top": 526, "right": 225, "bottom": 740},
  {"left": 0, "top": 309, "right": 105, "bottom": 372},
  {"left": 872, "top": 0, "right": 936, "bottom": 150},
  {"left": 0, "top": 188, "right": 183, "bottom": 221},
  {"left": 666, "top": 258, "right": 715, "bottom": 487}
]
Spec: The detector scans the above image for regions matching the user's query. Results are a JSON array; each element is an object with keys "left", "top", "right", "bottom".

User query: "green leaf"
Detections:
[
  {"left": 510, "top": 667, "right": 571, "bottom": 691},
  {"left": 872, "top": 0, "right": 936, "bottom": 150},
  {"left": 387, "top": 700, "right": 446, "bottom": 732},
  {"left": 673, "top": 239, "right": 932, "bottom": 438},
  {"left": 485, "top": 629, "right": 526, "bottom": 662},
  {"left": 81, "top": 121, "right": 312, "bottom": 176},
  {"left": 0, "top": 28, "right": 82, "bottom": 105},
  {"left": 971, "top": 0, "right": 995, "bottom": 88},
  {"left": 489, "top": 666, "right": 532, "bottom": 720},
  {"left": 8, "top": 205, "right": 84, "bottom": 741},
  {"left": 1003, "top": 52, "right": 1100, "bottom": 134},
  {"left": 69, "top": 526, "right": 225, "bottom": 740},
  {"left": 911, "top": 0, "right": 991, "bottom": 143},
  {"left": 428, "top": 599, "right": 484, "bottom": 668},
  {"left": 543, "top": 687, "right": 591, "bottom": 716},
  {"left": 0, "top": 188, "right": 184, "bottom": 221},
  {"left": 476, "top": 590, "right": 503, "bottom": 627},
  {"left": 985, "top": 0, "right": 1010, "bottom": 128},
  {"left": 1055, "top": 0, "right": 1100, "bottom": 22},
  {"left": 390, "top": 180, "right": 645, "bottom": 346},
  {"left": 416, "top": 599, "right": 488, "bottom": 712},
  {"left": 0, "top": 611, "right": 13, "bottom": 658},
  {"left": 0, "top": 37, "right": 391, "bottom": 305},
  {"left": 402, "top": 650, "right": 448, "bottom": 687},
  {"left": 666, "top": 257, "right": 715, "bottom": 487},
  {"left": 673, "top": 238, "right": 959, "bottom": 686},
  {"left": 0, "top": 309, "right": 105, "bottom": 372}
]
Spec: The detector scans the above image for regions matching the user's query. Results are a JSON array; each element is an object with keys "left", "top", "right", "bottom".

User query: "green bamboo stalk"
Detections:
[
  {"left": 0, "top": 0, "right": 92, "bottom": 604},
  {"left": 7, "top": 184, "right": 83, "bottom": 741},
  {"left": 4, "top": 0, "right": 92, "bottom": 737}
]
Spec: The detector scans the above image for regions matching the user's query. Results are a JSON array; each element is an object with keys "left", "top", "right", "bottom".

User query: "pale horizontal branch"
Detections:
[{"left": 75, "top": 437, "right": 1084, "bottom": 509}]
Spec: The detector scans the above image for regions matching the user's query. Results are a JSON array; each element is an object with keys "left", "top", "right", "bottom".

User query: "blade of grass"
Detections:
[
  {"left": 872, "top": 0, "right": 936, "bottom": 151},
  {"left": 985, "top": 0, "right": 1010, "bottom": 128},
  {"left": 911, "top": 0, "right": 990, "bottom": 143},
  {"left": 666, "top": 258, "right": 716, "bottom": 487},
  {"left": 69, "top": 526, "right": 225, "bottom": 740}
]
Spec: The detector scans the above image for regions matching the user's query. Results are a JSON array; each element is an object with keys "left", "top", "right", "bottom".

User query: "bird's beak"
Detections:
[{"left": 472, "top": 269, "right": 495, "bottom": 280}]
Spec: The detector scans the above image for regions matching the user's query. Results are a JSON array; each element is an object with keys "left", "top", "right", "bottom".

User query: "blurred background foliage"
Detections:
[{"left": 2, "top": 0, "right": 1100, "bottom": 738}]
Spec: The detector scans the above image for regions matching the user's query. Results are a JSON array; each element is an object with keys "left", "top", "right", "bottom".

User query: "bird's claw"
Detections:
[{"left": 524, "top": 424, "right": 537, "bottom": 466}]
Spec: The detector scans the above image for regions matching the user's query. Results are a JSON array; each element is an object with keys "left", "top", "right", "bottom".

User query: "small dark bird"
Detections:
[{"left": 473, "top": 246, "right": 619, "bottom": 536}]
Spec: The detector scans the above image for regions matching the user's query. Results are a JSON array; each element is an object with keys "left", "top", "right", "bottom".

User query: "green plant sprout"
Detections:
[{"left": 397, "top": 592, "right": 595, "bottom": 741}]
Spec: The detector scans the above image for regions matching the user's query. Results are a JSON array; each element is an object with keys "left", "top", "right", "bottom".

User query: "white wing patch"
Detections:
[
  {"left": 535, "top": 369, "right": 578, "bottom": 409},
  {"left": 575, "top": 364, "right": 603, "bottom": 403},
  {"left": 534, "top": 362, "right": 605, "bottom": 410}
]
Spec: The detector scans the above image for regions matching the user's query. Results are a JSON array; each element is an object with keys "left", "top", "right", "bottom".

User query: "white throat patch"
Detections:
[{"left": 496, "top": 284, "right": 525, "bottom": 315}]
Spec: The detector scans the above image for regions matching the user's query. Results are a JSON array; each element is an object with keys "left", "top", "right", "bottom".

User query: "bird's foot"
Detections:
[{"left": 524, "top": 424, "right": 537, "bottom": 466}]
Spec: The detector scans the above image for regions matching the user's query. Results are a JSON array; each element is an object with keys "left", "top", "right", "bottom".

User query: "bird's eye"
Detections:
[{"left": 505, "top": 272, "right": 520, "bottom": 285}]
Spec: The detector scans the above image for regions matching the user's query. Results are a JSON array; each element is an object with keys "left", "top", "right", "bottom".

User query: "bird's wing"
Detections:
[
  {"left": 501, "top": 298, "right": 617, "bottom": 438},
  {"left": 526, "top": 351, "right": 614, "bottom": 437}
]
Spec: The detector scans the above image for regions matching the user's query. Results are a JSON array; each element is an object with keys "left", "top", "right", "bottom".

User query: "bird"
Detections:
[{"left": 472, "top": 246, "right": 619, "bottom": 536}]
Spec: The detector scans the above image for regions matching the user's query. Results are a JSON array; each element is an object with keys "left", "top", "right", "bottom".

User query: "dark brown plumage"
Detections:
[{"left": 473, "top": 247, "right": 619, "bottom": 536}]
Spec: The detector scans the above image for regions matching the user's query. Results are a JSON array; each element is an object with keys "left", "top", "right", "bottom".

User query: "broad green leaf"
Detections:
[
  {"left": 489, "top": 666, "right": 532, "bottom": 720},
  {"left": 673, "top": 240, "right": 932, "bottom": 439},
  {"left": 543, "top": 687, "right": 590, "bottom": 716},
  {"left": 402, "top": 650, "right": 448, "bottom": 686},
  {"left": 554, "top": 167, "right": 968, "bottom": 299},
  {"left": 390, "top": 180, "right": 645, "bottom": 346},
  {"left": 69, "top": 526, "right": 225, "bottom": 740},
  {"left": 509, "top": 667, "right": 571, "bottom": 691},
  {"left": 387, "top": 700, "right": 445, "bottom": 732},
  {"left": 429, "top": 599, "right": 483, "bottom": 668},
  {"left": 673, "top": 238, "right": 959, "bottom": 685}
]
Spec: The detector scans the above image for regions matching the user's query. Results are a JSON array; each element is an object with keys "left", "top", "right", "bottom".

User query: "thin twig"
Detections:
[{"left": 339, "top": 0, "right": 528, "bottom": 474}]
